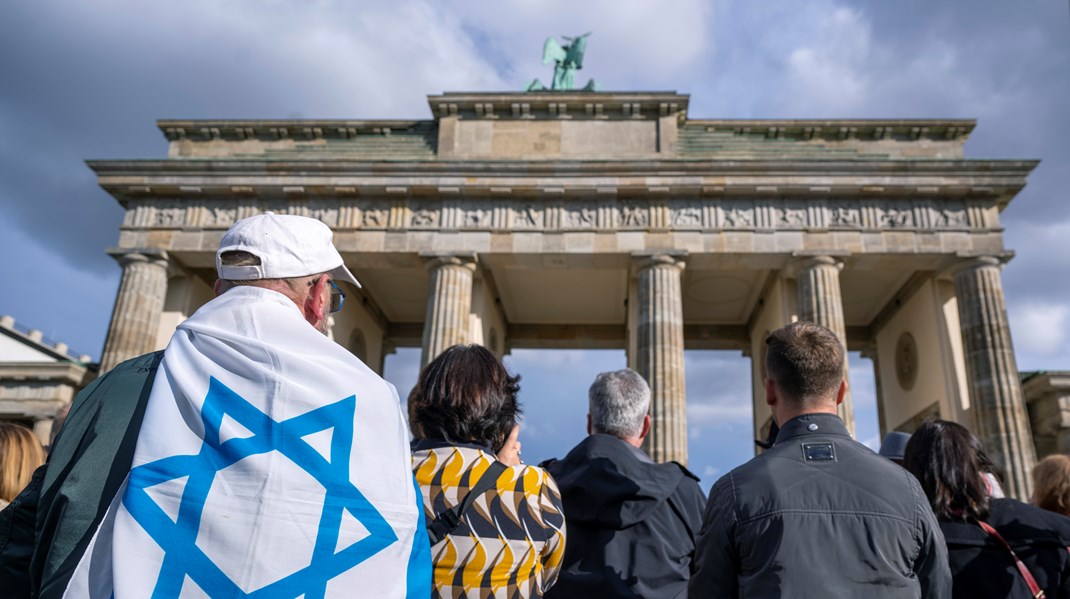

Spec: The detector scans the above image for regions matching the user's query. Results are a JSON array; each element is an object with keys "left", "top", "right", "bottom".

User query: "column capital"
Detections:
[
  {"left": 419, "top": 252, "right": 477, "bottom": 272},
  {"left": 949, "top": 253, "right": 1013, "bottom": 276},
  {"left": 784, "top": 253, "right": 845, "bottom": 277},
  {"left": 631, "top": 251, "right": 687, "bottom": 274},
  {"left": 107, "top": 248, "right": 169, "bottom": 269}
]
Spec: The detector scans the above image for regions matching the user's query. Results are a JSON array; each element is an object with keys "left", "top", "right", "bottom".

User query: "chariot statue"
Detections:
[{"left": 527, "top": 33, "right": 597, "bottom": 92}]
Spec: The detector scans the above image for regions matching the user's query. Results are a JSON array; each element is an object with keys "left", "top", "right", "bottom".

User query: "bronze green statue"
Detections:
[{"left": 527, "top": 33, "right": 597, "bottom": 92}]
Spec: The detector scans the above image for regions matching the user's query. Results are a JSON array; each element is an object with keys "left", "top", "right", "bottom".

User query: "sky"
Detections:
[{"left": 1, "top": 0, "right": 1067, "bottom": 489}]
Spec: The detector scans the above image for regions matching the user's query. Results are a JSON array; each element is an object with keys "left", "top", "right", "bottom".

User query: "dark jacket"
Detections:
[
  {"left": 542, "top": 434, "right": 706, "bottom": 599},
  {"left": 940, "top": 497, "right": 1070, "bottom": 598},
  {"left": 0, "top": 351, "right": 163, "bottom": 599},
  {"left": 689, "top": 413, "right": 952, "bottom": 599}
]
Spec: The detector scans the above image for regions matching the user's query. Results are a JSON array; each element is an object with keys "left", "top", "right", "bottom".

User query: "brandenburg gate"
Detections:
[{"left": 90, "top": 91, "right": 1039, "bottom": 498}]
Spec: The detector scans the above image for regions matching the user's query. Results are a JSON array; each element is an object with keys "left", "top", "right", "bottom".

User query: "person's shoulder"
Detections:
[
  {"left": 994, "top": 498, "right": 1070, "bottom": 537},
  {"left": 666, "top": 460, "right": 700, "bottom": 482},
  {"left": 102, "top": 351, "right": 165, "bottom": 380}
]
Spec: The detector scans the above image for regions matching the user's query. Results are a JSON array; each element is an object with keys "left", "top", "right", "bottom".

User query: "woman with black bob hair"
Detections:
[
  {"left": 409, "top": 344, "right": 565, "bottom": 599},
  {"left": 905, "top": 419, "right": 1070, "bottom": 598}
]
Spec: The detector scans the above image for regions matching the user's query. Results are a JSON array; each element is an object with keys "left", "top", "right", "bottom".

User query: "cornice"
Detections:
[
  {"left": 157, "top": 119, "right": 433, "bottom": 142},
  {"left": 686, "top": 119, "right": 976, "bottom": 142},
  {"left": 428, "top": 91, "right": 689, "bottom": 121},
  {"left": 87, "top": 158, "right": 1039, "bottom": 177},
  {"left": 88, "top": 159, "right": 1037, "bottom": 211}
]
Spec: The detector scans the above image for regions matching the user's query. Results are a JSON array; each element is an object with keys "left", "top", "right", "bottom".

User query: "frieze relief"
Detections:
[
  {"left": 722, "top": 203, "right": 755, "bottom": 228},
  {"left": 673, "top": 206, "right": 703, "bottom": 228},
  {"left": 779, "top": 204, "right": 808, "bottom": 228},
  {"left": 127, "top": 197, "right": 987, "bottom": 233},
  {"left": 153, "top": 200, "right": 186, "bottom": 228},
  {"left": 410, "top": 206, "right": 440, "bottom": 228},
  {"left": 304, "top": 200, "right": 339, "bottom": 227},
  {"left": 829, "top": 203, "right": 862, "bottom": 228},
  {"left": 513, "top": 204, "right": 544, "bottom": 229},
  {"left": 619, "top": 202, "right": 649, "bottom": 228},
  {"left": 202, "top": 203, "right": 237, "bottom": 228},
  {"left": 564, "top": 205, "right": 596, "bottom": 228},
  {"left": 931, "top": 204, "right": 968, "bottom": 228},
  {"left": 880, "top": 206, "right": 914, "bottom": 228},
  {"left": 361, "top": 202, "right": 389, "bottom": 228}
]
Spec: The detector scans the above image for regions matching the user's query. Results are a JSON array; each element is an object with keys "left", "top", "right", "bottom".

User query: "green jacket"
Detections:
[{"left": 0, "top": 351, "right": 163, "bottom": 599}]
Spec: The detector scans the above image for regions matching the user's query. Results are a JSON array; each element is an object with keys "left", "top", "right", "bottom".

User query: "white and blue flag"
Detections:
[{"left": 65, "top": 286, "right": 431, "bottom": 598}]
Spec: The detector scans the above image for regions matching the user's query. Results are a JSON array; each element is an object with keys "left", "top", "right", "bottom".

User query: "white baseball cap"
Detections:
[{"left": 215, "top": 212, "right": 361, "bottom": 288}]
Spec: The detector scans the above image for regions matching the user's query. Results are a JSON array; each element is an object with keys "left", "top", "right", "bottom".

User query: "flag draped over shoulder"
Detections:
[{"left": 65, "top": 286, "right": 431, "bottom": 598}]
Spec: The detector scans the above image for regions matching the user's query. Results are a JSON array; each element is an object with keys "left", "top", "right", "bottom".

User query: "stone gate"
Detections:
[{"left": 90, "top": 91, "right": 1040, "bottom": 498}]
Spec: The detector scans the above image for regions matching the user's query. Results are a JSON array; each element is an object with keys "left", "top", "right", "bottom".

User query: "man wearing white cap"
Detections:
[{"left": 0, "top": 213, "right": 431, "bottom": 598}]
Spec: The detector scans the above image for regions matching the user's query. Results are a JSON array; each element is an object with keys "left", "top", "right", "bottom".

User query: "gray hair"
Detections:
[{"left": 589, "top": 369, "right": 650, "bottom": 439}]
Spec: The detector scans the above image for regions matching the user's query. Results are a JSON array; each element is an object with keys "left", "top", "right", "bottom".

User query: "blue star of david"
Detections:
[{"left": 123, "top": 377, "right": 397, "bottom": 598}]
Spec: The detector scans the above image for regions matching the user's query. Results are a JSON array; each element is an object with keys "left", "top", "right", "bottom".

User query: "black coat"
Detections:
[
  {"left": 541, "top": 434, "right": 706, "bottom": 599},
  {"left": 940, "top": 498, "right": 1070, "bottom": 598},
  {"left": 689, "top": 413, "right": 952, "bottom": 598}
]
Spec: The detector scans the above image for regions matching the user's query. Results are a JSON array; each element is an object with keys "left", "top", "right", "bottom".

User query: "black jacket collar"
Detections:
[
  {"left": 774, "top": 412, "right": 850, "bottom": 445},
  {"left": 411, "top": 437, "right": 494, "bottom": 454}
]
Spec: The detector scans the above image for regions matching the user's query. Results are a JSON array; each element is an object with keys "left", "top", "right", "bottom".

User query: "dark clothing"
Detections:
[
  {"left": 0, "top": 466, "right": 45, "bottom": 598},
  {"left": 0, "top": 351, "right": 163, "bottom": 599},
  {"left": 690, "top": 413, "right": 952, "bottom": 599},
  {"left": 542, "top": 434, "right": 706, "bottom": 599},
  {"left": 940, "top": 497, "right": 1070, "bottom": 598}
]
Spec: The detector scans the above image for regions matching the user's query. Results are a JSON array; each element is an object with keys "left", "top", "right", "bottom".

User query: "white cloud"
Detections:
[
  {"left": 1011, "top": 302, "right": 1069, "bottom": 357},
  {"left": 687, "top": 401, "right": 752, "bottom": 426}
]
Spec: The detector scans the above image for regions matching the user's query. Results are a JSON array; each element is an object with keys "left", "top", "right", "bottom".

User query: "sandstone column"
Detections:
[
  {"left": 420, "top": 254, "right": 476, "bottom": 367},
  {"left": 953, "top": 256, "right": 1035, "bottom": 499},
  {"left": 634, "top": 254, "right": 688, "bottom": 465},
  {"left": 793, "top": 255, "right": 854, "bottom": 435},
  {"left": 100, "top": 250, "right": 169, "bottom": 373}
]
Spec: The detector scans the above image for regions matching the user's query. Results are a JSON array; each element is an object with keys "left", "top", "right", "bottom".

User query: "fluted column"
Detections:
[
  {"left": 100, "top": 250, "right": 169, "bottom": 373},
  {"left": 793, "top": 255, "right": 854, "bottom": 435},
  {"left": 420, "top": 255, "right": 476, "bottom": 367},
  {"left": 953, "top": 256, "right": 1035, "bottom": 499},
  {"left": 634, "top": 254, "right": 688, "bottom": 465}
]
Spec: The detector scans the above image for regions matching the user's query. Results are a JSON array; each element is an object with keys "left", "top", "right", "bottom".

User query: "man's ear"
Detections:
[
  {"left": 834, "top": 378, "right": 848, "bottom": 406},
  {"left": 638, "top": 414, "right": 651, "bottom": 441},
  {"left": 765, "top": 377, "right": 777, "bottom": 407},
  {"left": 586, "top": 413, "right": 592, "bottom": 435},
  {"left": 213, "top": 279, "right": 223, "bottom": 296},
  {"left": 303, "top": 274, "right": 329, "bottom": 326}
]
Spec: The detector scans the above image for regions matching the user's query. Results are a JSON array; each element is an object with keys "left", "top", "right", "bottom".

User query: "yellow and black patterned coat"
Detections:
[{"left": 412, "top": 440, "right": 566, "bottom": 599}]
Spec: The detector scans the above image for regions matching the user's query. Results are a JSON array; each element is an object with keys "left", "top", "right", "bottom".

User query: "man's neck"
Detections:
[
  {"left": 591, "top": 431, "right": 644, "bottom": 449},
  {"left": 775, "top": 405, "right": 838, "bottom": 428}
]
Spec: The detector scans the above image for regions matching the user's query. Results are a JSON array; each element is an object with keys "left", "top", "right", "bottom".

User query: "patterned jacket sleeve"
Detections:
[{"left": 537, "top": 470, "right": 567, "bottom": 592}]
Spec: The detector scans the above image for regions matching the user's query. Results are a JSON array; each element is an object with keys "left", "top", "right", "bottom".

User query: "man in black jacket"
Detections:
[
  {"left": 542, "top": 368, "right": 706, "bottom": 599},
  {"left": 689, "top": 322, "right": 951, "bottom": 598}
]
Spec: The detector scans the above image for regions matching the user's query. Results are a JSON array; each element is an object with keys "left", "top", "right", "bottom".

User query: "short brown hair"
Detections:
[
  {"left": 0, "top": 422, "right": 45, "bottom": 503},
  {"left": 407, "top": 345, "right": 521, "bottom": 452},
  {"left": 1033, "top": 454, "right": 1070, "bottom": 517},
  {"left": 765, "top": 321, "right": 845, "bottom": 404}
]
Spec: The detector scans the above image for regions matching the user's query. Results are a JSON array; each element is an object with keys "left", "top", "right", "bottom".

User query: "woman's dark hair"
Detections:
[
  {"left": 903, "top": 419, "right": 990, "bottom": 521},
  {"left": 407, "top": 344, "right": 521, "bottom": 451}
]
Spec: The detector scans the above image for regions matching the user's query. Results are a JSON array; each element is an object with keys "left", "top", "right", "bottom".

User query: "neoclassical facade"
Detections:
[{"left": 89, "top": 91, "right": 1041, "bottom": 497}]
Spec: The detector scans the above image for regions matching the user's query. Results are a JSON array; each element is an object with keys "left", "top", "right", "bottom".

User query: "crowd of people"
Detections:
[{"left": 1, "top": 212, "right": 1069, "bottom": 598}]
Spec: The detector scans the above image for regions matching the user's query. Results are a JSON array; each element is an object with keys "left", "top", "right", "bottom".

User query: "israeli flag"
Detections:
[{"left": 65, "top": 286, "right": 431, "bottom": 598}]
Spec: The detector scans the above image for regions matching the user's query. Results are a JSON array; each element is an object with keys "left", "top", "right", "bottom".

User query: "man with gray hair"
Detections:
[{"left": 542, "top": 368, "right": 705, "bottom": 599}]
